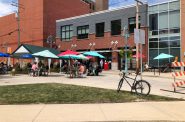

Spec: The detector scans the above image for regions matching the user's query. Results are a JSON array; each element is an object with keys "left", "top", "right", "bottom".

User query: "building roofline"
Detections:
[
  {"left": 148, "top": 0, "right": 179, "bottom": 6},
  {"left": 56, "top": 4, "right": 147, "bottom": 23},
  {"left": 0, "top": 12, "right": 16, "bottom": 18}
]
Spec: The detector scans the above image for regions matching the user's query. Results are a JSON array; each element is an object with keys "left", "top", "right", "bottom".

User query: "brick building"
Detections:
[
  {"left": 56, "top": 4, "right": 148, "bottom": 70},
  {"left": 0, "top": 0, "right": 94, "bottom": 54},
  {"left": 56, "top": 0, "right": 185, "bottom": 70}
]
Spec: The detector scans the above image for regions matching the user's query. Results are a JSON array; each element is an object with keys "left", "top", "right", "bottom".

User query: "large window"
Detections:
[
  {"left": 149, "top": 14, "right": 158, "bottom": 31},
  {"left": 96, "top": 22, "right": 104, "bottom": 37},
  {"left": 169, "top": 36, "right": 180, "bottom": 48},
  {"left": 148, "top": 1, "right": 181, "bottom": 67},
  {"left": 77, "top": 25, "right": 89, "bottom": 39},
  {"left": 111, "top": 19, "right": 121, "bottom": 35},
  {"left": 128, "top": 17, "right": 140, "bottom": 33},
  {"left": 159, "top": 12, "right": 168, "bottom": 30},
  {"left": 61, "top": 25, "right": 73, "bottom": 41},
  {"left": 169, "top": 10, "right": 180, "bottom": 33}
]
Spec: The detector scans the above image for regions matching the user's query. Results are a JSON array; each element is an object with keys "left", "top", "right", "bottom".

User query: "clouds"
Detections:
[
  {"left": 109, "top": 0, "right": 172, "bottom": 9},
  {"left": 109, "top": 0, "right": 148, "bottom": 9},
  {"left": 0, "top": 0, "right": 175, "bottom": 17},
  {"left": 0, "top": 0, "right": 17, "bottom": 17}
]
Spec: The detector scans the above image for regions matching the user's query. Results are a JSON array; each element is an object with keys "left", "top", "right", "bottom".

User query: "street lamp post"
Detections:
[
  {"left": 89, "top": 42, "right": 96, "bottom": 50},
  {"left": 71, "top": 44, "right": 77, "bottom": 50},
  {"left": 123, "top": 26, "right": 129, "bottom": 73}
]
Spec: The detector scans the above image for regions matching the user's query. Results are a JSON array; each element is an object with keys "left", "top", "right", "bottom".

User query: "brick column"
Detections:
[{"left": 111, "top": 50, "right": 118, "bottom": 70}]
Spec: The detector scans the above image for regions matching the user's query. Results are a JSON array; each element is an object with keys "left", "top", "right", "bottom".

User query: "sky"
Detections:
[{"left": 0, "top": 0, "right": 173, "bottom": 17}]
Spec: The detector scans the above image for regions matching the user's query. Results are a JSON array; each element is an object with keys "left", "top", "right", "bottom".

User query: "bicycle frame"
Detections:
[
  {"left": 121, "top": 73, "right": 138, "bottom": 89},
  {"left": 118, "top": 72, "right": 151, "bottom": 95}
]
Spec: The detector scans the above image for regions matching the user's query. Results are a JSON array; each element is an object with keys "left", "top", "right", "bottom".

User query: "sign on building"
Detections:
[{"left": 134, "top": 29, "right": 145, "bottom": 44}]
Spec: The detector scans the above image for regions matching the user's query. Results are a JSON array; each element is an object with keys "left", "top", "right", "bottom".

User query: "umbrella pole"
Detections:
[
  {"left": 48, "top": 58, "right": 51, "bottom": 74},
  {"left": 59, "top": 59, "right": 62, "bottom": 73},
  {"left": 140, "top": 44, "right": 143, "bottom": 80},
  {"left": 68, "top": 59, "right": 71, "bottom": 78}
]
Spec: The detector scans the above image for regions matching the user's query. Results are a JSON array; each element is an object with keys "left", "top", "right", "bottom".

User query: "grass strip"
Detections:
[{"left": 0, "top": 83, "right": 183, "bottom": 104}]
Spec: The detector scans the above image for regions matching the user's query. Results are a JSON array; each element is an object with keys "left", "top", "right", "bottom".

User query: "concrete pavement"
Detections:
[
  {"left": 0, "top": 102, "right": 185, "bottom": 122},
  {"left": 0, "top": 71, "right": 185, "bottom": 122},
  {"left": 0, "top": 71, "right": 185, "bottom": 99}
]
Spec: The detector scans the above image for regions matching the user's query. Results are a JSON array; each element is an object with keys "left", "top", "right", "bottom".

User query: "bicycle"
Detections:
[{"left": 117, "top": 72, "right": 151, "bottom": 96}]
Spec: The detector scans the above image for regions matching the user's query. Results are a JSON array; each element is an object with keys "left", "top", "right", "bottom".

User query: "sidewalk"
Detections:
[
  {"left": 103, "top": 70, "right": 185, "bottom": 79},
  {"left": 0, "top": 71, "right": 185, "bottom": 122},
  {"left": 0, "top": 102, "right": 185, "bottom": 122}
]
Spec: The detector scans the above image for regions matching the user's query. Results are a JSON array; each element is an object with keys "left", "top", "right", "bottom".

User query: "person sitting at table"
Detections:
[
  {"left": 144, "top": 63, "right": 150, "bottom": 71},
  {"left": 78, "top": 63, "right": 85, "bottom": 77},
  {"left": 31, "top": 62, "right": 38, "bottom": 76}
]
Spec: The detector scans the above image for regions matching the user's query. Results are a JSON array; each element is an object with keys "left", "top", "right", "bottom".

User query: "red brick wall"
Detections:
[
  {"left": 43, "top": 0, "right": 91, "bottom": 42},
  {"left": 0, "top": 14, "right": 17, "bottom": 53},
  {"left": 0, "top": 0, "right": 90, "bottom": 53},
  {"left": 181, "top": 0, "right": 185, "bottom": 62},
  {"left": 19, "top": 0, "right": 44, "bottom": 47},
  {"left": 56, "top": 30, "right": 148, "bottom": 62}
]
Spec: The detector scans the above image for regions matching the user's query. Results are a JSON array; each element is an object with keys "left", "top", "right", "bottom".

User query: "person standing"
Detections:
[{"left": 100, "top": 59, "right": 103, "bottom": 69}]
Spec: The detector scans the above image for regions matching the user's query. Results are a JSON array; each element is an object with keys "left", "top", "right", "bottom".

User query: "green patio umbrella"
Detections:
[
  {"left": 59, "top": 55, "right": 80, "bottom": 60},
  {"left": 59, "top": 54, "right": 88, "bottom": 60},
  {"left": 154, "top": 53, "right": 174, "bottom": 60},
  {"left": 77, "top": 54, "right": 89, "bottom": 60},
  {"left": 83, "top": 51, "right": 105, "bottom": 58},
  {"left": 32, "top": 50, "right": 58, "bottom": 58}
]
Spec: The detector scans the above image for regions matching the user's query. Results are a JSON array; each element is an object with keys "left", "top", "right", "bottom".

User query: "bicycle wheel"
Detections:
[
  {"left": 135, "top": 80, "right": 151, "bottom": 96},
  {"left": 117, "top": 78, "right": 124, "bottom": 92}
]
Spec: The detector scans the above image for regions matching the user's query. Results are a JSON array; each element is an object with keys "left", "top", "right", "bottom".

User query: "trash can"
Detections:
[{"left": 104, "top": 62, "right": 109, "bottom": 70}]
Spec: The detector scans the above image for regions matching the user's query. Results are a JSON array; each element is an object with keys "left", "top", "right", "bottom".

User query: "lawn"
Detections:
[{"left": 0, "top": 83, "right": 182, "bottom": 104}]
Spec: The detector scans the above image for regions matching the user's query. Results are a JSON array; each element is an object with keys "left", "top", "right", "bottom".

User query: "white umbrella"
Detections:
[{"left": 32, "top": 50, "right": 58, "bottom": 58}]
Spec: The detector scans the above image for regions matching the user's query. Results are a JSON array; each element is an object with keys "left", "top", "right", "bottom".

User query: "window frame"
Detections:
[
  {"left": 128, "top": 17, "right": 140, "bottom": 33},
  {"left": 77, "top": 25, "right": 89, "bottom": 39},
  {"left": 61, "top": 25, "right": 73, "bottom": 41},
  {"left": 111, "top": 19, "right": 121, "bottom": 36},
  {"left": 95, "top": 22, "right": 105, "bottom": 37}
]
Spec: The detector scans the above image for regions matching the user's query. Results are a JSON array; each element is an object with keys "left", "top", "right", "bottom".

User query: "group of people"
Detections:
[
  {"left": 30, "top": 61, "right": 49, "bottom": 77},
  {"left": 61, "top": 59, "right": 103, "bottom": 78},
  {"left": 0, "top": 62, "right": 11, "bottom": 74}
]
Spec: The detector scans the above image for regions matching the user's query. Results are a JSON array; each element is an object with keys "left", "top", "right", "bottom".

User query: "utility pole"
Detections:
[
  {"left": 135, "top": 0, "right": 143, "bottom": 72},
  {"left": 11, "top": 2, "right": 24, "bottom": 47}
]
